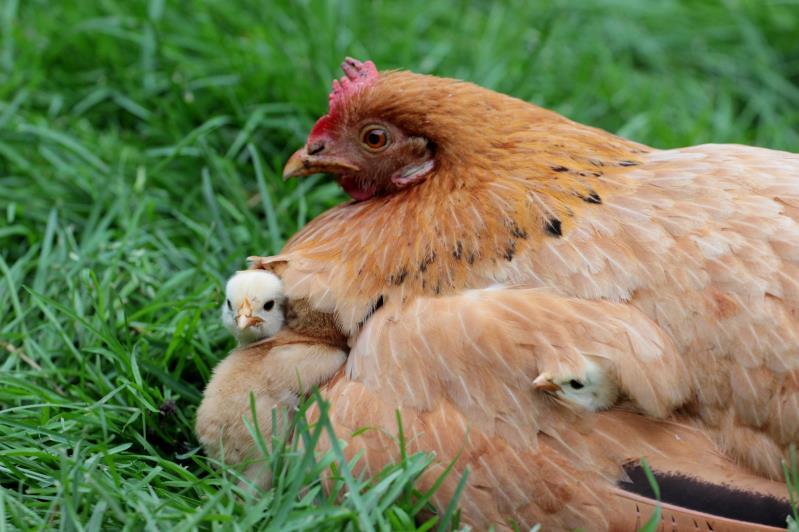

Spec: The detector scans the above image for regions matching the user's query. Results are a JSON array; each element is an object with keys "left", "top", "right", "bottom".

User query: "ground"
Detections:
[{"left": 1, "top": 0, "right": 798, "bottom": 529}]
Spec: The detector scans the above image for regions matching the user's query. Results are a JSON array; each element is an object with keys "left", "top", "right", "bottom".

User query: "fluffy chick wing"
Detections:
[{"left": 196, "top": 331, "right": 345, "bottom": 466}]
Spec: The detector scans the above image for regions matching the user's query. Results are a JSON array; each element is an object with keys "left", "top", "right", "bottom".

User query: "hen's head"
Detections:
[
  {"left": 284, "top": 58, "right": 639, "bottom": 203},
  {"left": 284, "top": 58, "right": 439, "bottom": 200},
  {"left": 284, "top": 57, "right": 541, "bottom": 201}
]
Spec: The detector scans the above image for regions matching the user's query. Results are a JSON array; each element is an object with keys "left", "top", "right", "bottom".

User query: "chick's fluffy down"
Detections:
[{"left": 196, "top": 337, "right": 346, "bottom": 489}]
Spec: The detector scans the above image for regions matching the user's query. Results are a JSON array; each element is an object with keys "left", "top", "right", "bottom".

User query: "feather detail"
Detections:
[{"left": 308, "top": 288, "right": 790, "bottom": 528}]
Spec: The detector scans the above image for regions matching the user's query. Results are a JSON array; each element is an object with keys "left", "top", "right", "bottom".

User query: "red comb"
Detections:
[
  {"left": 329, "top": 57, "right": 379, "bottom": 111},
  {"left": 310, "top": 58, "right": 379, "bottom": 138}
]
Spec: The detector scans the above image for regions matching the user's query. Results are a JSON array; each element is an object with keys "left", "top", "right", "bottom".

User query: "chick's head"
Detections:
[
  {"left": 533, "top": 358, "right": 618, "bottom": 412},
  {"left": 222, "top": 270, "right": 285, "bottom": 345}
]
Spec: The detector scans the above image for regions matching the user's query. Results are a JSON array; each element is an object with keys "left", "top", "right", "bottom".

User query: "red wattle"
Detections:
[{"left": 338, "top": 176, "right": 376, "bottom": 201}]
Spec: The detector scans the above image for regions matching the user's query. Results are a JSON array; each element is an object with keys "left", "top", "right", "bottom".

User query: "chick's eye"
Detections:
[
  {"left": 263, "top": 300, "right": 274, "bottom": 311},
  {"left": 361, "top": 127, "right": 389, "bottom": 150},
  {"left": 226, "top": 299, "right": 232, "bottom": 311},
  {"left": 568, "top": 379, "right": 584, "bottom": 390}
]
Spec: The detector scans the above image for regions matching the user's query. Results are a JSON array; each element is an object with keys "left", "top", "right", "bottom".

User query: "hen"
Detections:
[{"left": 247, "top": 58, "right": 798, "bottom": 526}]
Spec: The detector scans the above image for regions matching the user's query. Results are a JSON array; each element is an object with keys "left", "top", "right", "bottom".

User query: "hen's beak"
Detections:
[
  {"left": 236, "top": 298, "right": 263, "bottom": 330},
  {"left": 533, "top": 373, "right": 562, "bottom": 393},
  {"left": 282, "top": 145, "right": 359, "bottom": 180}
]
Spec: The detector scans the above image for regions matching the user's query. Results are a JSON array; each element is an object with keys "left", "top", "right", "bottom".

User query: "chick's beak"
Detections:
[
  {"left": 236, "top": 298, "right": 263, "bottom": 330},
  {"left": 533, "top": 374, "right": 562, "bottom": 393},
  {"left": 282, "top": 145, "right": 359, "bottom": 180}
]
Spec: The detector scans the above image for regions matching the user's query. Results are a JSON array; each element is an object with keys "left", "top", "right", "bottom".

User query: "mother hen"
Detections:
[{"left": 253, "top": 58, "right": 799, "bottom": 528}]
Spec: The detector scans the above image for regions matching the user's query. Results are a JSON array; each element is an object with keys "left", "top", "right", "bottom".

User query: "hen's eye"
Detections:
[
  {"left": 568, "top": 379, "right": 584, "bottom": 389},
  {"left": 226, "top": 299, "right": 232, "bottom": 311},
  {"left": 361, "top": 126, "right": 389, "bottom": 151},
  {"left": 263, "top": 300, "right": 275, "bottom": 311}
]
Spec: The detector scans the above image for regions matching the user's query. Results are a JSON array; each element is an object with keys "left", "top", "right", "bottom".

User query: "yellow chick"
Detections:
[
  {"left": 196, "top": 270, "right": 346, "bottom": 489},
  {"left": 529, "top": 301, "right": 690, "bottom": 419}
]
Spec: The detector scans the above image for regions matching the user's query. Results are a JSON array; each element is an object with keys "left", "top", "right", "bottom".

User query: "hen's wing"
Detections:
[{"left": 312, "top": 288, "right": 790, "bottom": 529}]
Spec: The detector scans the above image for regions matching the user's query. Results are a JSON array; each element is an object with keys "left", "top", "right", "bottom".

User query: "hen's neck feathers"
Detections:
[
  {"left": 334, "top": 70, "right": 651, "bottom": 234},
  {"left": 285, "top": 71, "right": 650, "bottom": 321}
]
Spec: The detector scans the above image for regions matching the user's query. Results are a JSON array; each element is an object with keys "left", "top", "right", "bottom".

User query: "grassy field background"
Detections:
[{"left": 1, "top": 0, "right": 799, "bottom": 529}]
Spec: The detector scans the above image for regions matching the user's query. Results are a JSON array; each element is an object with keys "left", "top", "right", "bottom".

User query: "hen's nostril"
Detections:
[{"left": 308, "top": 141, "right": 325, "bottom": 155}]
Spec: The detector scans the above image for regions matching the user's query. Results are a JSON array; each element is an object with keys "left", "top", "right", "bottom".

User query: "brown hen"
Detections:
[{"left": 245, "top": 58, "right": 799, "bottom": 527}]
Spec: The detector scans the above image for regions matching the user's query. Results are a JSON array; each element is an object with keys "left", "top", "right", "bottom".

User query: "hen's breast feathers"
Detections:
[{"left": 280, "top": 143, "right": 798, "bottom": 329}]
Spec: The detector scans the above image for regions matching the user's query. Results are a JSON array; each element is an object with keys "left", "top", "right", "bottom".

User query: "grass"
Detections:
[{"left": 1, "top": 0, "right": 799, "bottom": 529}]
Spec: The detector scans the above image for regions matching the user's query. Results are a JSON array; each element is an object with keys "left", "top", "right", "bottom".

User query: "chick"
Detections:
[
  {"left": 532, "top": 344, "right": 690, "bottom": 418},
  {"left": 533, "top": 359, "right": 618, "bottom": 412},
  {"left": 196, "top": 270, "right": 346, "bottom": 490},
  {"left": 221, "top": 270, "right": 286, "bottom": 345}
]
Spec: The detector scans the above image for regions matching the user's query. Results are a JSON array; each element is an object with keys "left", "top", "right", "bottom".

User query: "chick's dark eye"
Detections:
[
  {"left": 263, "top": 300, "right": 275, "bottom": 311},
  {"left": 568, "top": 379, "right": 584, "bottom": 389},
  {"left": 226, "top": 299, "right": 232, "bottom": 311},
  {"left": 361, "top": 127, "right": 389, "bottom": 150}
]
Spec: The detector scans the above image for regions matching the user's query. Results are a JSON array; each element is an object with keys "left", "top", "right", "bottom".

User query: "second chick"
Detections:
[{"left": 530, "top": 307, "right": 691, "bottom": 418}]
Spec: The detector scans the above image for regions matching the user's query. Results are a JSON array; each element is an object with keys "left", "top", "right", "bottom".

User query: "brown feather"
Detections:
[{"left": 307, "top": 289, "right": 791, "bottom": 528}]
